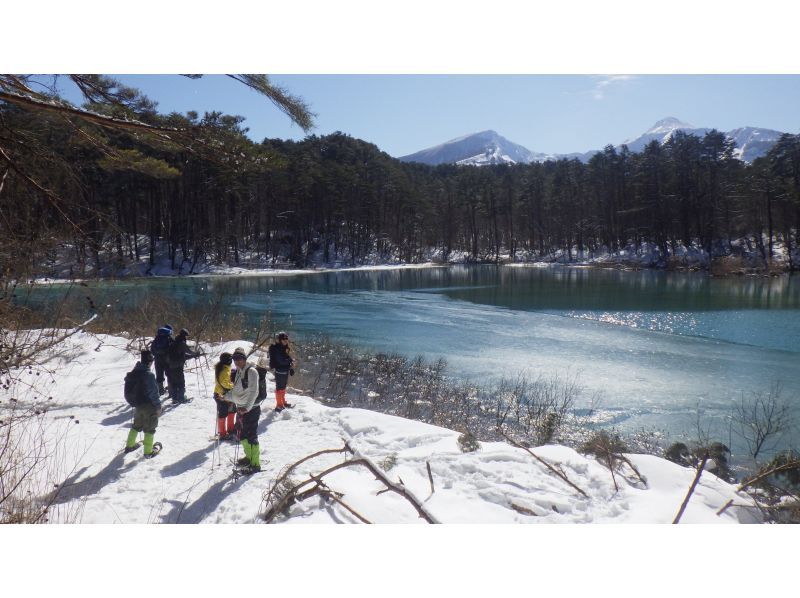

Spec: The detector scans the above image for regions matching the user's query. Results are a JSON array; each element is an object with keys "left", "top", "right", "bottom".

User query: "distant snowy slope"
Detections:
[
  {"left": 399, "top": 130, "right": 553, "bottom": 166},
  {"left": 726, "top": 126, "right": 785, "bottom": 162},
  {"left": 14, "top": 332, "right": 761, "bottom": 524},
  {"left": 618, "top": 117, "right": 712, "bottom": 154}
]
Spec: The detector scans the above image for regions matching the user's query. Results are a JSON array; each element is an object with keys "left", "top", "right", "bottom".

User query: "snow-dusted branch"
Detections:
[
  {"left": 503, "top": 433, "right": 588, "bottom": 498},
  {"left": 672, "top": 453, "right": 708, "bottom": 524},
  {"left": 262, "top": 443, "right": 439, "bottom": 524}
]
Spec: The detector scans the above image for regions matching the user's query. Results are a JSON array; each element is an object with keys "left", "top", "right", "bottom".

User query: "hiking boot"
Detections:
[
  {"left": 274, "top": 406, "right": 284, "bottom": 413},
  {"left": 236, "top": 457, "right": 251, "bottom": 467},
  {"left": 283, "top": 402, "right": 293, "bottom": 409},
  {"left": 124, "top": 442, "right": 141, "bottom": 454}
]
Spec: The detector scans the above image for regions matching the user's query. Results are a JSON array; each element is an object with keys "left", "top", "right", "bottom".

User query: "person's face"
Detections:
[{"left": 233, "top": 355, "right": 246, "bottom": 367}]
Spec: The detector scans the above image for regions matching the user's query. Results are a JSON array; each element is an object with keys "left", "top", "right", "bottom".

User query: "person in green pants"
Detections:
[
  {"left": 229, "top": 347, "right": 261, "bottom": 473},
  {"left": 124, "top": 350, "right": 163, "bottom": 457}
]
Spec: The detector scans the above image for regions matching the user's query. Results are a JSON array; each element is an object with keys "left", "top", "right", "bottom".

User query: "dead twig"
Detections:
[
  {"left": 716, "top": 499, "right": 734, "bottom": 517},
  {"left": 503, "top": 433, "right": 588, "bottom": 498},
  {"left": 618, "top": 454, "right": 647, "bottom": 488},
  {"left": 317, "top": 480, "right": 372, "bottom": 524},
  {"left": 426, "top": 461, "right": 435, "bottom": 494},
  {"left": 262, "top": 445, "right": 439, "bottom": 524},
  {"left": 510, "top": 502, "right": 538, "bottom": 517},
  {"left": 737, "top": 458, "right": 800, "bottom": 492},
  {"left": 673, "top": 453, "right": 708, "bottom": 524}
]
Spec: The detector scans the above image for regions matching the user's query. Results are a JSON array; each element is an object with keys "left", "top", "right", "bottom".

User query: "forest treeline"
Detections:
[{"left": 1, "top": 79, "right": 799, "bottom": 278}]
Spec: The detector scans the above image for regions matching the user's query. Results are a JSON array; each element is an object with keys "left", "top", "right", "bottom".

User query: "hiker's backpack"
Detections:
[
  {"left": 150, "top": 330, "right": 172, "bottom": 358},
  {"left": 124, "top": 368, "right": 148, "bottom": 407},
  {"left": 256, "top": 367, "right": 268, "bottom": 403}
]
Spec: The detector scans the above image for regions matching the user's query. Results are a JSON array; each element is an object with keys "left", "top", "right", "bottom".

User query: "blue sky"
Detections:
[{"left": 42, "top": 74, "right": 800, "bottom": 158}]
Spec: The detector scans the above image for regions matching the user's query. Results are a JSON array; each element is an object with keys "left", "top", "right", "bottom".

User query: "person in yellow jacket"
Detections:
[{"left": 213, "top": 352, "right": 236, "bottom": 440}]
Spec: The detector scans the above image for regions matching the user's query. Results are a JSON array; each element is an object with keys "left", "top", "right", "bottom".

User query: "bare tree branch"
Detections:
[
  {"left": 262, "top": 444, "right": 439, "bottom": 524},
  {"left": 503, "top": 433, "right": 589, "bottom": 498},
  {"left": 673, "top": 453, "right": 708, "bottom": 524}
]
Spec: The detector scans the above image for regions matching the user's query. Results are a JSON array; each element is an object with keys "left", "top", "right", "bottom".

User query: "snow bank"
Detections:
[{"left": 6, "top": 332, "right": 760, "bottom": 524}]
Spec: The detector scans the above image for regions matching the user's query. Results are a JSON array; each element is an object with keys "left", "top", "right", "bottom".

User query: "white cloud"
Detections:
[{"left": 590, "top": 74, "right": 636, "bottom": 100}]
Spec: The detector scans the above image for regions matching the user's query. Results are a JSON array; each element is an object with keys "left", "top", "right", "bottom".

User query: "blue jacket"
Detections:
[{"left": 133, "top": 362, "right": 162, "bottom": 409}]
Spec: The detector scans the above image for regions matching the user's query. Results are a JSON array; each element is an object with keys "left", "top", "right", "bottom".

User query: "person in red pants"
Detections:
[
  {"left": 213, "top": 352, "right": 236, "bottom": 440},
  {"left": 268, "top": 331, "right": 295, "bottom": 412}
]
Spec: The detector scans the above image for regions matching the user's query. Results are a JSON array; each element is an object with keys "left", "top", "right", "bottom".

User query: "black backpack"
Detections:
[
  {"left": 256, "top": 367, "right": 268, "bottom": 403},
  {"left": 124, "top": 368, "right": 147, "bottom": 407},
  {"left": 150, "top": 334, "right": 171, "bottom": 357}
]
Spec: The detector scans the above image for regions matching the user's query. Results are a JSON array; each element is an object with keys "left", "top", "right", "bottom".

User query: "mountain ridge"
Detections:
[{"left": 398, "top": 118, "right": 790, "bottom": 166}]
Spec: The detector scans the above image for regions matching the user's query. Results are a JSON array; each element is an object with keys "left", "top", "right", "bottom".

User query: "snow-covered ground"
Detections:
[
  {"left": 7, "top": 335, "right": 798, "bottom": 598},
  {"left": 6, "top": 332, "right": 760, "bottom": 525}
]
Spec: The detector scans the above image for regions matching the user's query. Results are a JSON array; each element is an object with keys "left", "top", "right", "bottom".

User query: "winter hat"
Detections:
[
  {"left": 140, "top": 350, "right": 155, "bottom": 364},
  {"left": 219, "top": 352, "right": 233, "bottom": 366},
  {"left": 257, "top": 353, "right": 269, "bottom": 369},
  {"left": 179, "top": 328, "right": 189, "bottom": 337},
  {"left": 276, "top": 331, "right": 289, "bottom": 341},
  {"left": 164, "top": 324, "right": 173, "bottom": 332},
  {"left": 232, "top": 347, "right": 247, "bottom": 360}
]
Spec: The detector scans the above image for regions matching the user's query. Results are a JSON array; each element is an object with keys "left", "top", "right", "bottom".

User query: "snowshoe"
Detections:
[
  {"left": 172, "top": 397, "right": 193, "bottom": 405},
  {"left": 283, "top": 402, "right": 294, "bottom": 409},
  {"left": 144, "top": 442, "right": 163, "bottom": 458},
  {"left": 236, "top": 457, "right": 251, "bottom": 467},
  {"left": 273, "top": 406, "right": 284, "bottom": 413},
  {"left": 233, "top": 463, "right": 261, "bottom": 476},
  {"left": 124, "top": 442, "right": 141, "bottom": 454}
]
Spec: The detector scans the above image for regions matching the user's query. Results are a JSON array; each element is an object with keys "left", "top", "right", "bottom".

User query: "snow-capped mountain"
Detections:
[
  {"left": 399, "top": 130, "right": 554, "bottom": 166},
  {"left": 399, "top": 118, "right": 788, "bottom": 167},
  {"left": 617, "top": 117, "right": 712, "bottom": 154},
  {"left": 607, "top": 117, "right": 784, "bottom": 162}
]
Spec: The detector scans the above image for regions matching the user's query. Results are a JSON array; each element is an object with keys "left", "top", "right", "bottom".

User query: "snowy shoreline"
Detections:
[
  {"left": 29, "top": 257, "right": 796, "bottom": 286},
  {"left": 22, "top": 233, "right": 796, "bottom": 283},
  {"left": 6, "top": 331, "right": 761, "bottom": 524}
]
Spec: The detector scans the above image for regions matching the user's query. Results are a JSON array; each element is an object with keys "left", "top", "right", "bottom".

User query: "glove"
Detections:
[{"left": 289, "top": 368, "right": 295, "bottom": 376}]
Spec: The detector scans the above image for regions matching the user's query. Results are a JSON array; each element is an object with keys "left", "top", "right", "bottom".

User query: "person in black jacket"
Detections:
[
  {"left": 267, "top": 331, "right": 295, "bottom": 412},
  {"left": 124, "top": 350, "right": 163, "bottom": 457},
  {"left": 148, "top": 325, "right": 173, "bottom": 396},
  {"left": 166, "top": 328, "right": 200, "bottom": 404}
]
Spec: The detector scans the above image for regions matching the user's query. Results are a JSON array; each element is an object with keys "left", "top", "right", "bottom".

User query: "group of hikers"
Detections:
[{"left": 123, "top": 327, "right": 296, "bottom": 474}]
